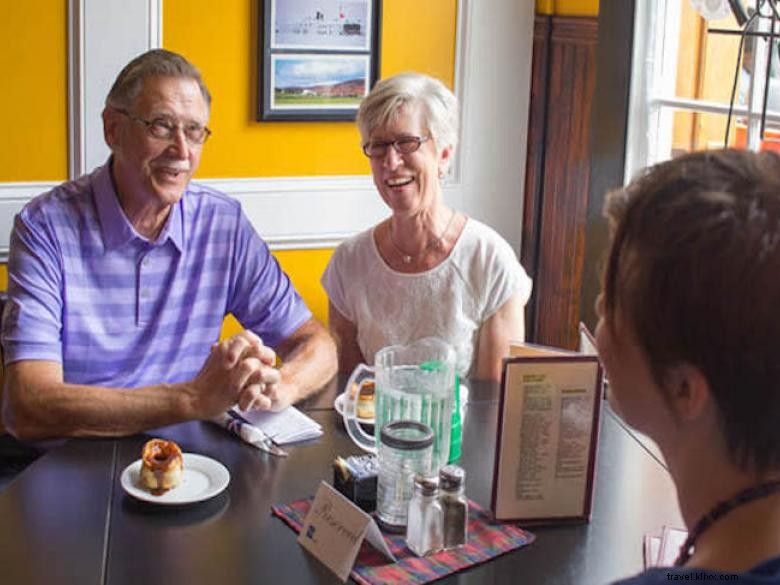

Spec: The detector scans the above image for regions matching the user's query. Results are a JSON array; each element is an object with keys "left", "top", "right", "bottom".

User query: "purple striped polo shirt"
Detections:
[{"left": 1, "top": 160, "right": 311, "bottom": 388}]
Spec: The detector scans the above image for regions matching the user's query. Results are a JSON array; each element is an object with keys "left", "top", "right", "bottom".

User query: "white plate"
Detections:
[
  {"left": 120, "top": 453, "right": 230, "bottom": 505},
  {"left": 334, "top": 392, "right": 374, "bottom": 425}
]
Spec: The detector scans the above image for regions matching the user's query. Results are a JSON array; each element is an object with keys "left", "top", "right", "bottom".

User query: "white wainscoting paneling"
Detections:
[
  {"left": 203, "top": 175, "right": 462, "bottom": 249},
  {"left": 0, "top": 175, "right": 466, "bottom": 260},
  {"left": 202, "top": 175, "right": 383, "bottom": 249},
  {"left": 0, "top": 183, "right": 60, "bottom": 262}
]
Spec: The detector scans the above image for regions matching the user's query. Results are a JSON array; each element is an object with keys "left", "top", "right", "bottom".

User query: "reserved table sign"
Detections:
[
  {"left": 490, "top": 343, "right": 603, "bottom": 523},
  {"left": 298, "top": 481, "right": 396, "bottom": 582}
]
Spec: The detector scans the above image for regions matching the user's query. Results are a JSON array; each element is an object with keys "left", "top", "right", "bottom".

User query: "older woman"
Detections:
[
  {"left": 598, "top": 149, "right": 780, "bottom": 583},
  {"left": 321, "top": 72, "right": 532, "bottom": 380}
]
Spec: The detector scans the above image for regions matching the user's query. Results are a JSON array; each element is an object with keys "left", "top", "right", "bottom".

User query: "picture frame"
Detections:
[
  {"left": 490, "top": 344, "right": 603, "bottom": 524},
  {"left": 259, "top": 0, "right": 382, "bottom": 121}
]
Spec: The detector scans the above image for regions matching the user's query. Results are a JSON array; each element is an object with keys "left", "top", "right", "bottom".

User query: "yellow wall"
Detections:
[
  {"left": 220, "top": 248, "right": 334, "bottom": 339},
  {"left": 0, "top": 1, "right": 68, "bottom": 181},
  {"left": 536, "top": 0, "right": 599, "bottom": 16},
  {"left": 2, "top": 1, "right": 457, "bottom": 183},
  {"left": 164, "top": 0, "right": 458, "bottom": 178},
  {"left": 273, "top": 248, "right": 333, "bottom": 326}
]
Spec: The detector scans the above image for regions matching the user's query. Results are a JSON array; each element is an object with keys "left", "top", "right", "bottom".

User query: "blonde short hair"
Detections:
[{"left": 357, "top": 72, "right": 459, "bottom": 152}]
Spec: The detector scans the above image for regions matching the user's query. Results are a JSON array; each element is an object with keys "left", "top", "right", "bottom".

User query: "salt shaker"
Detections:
[
  {"left": 439, "top": 464, "right": 468, "bottom": 549},
  {"left": 406, "top": 474, "right": 444, "bottom": 556}
]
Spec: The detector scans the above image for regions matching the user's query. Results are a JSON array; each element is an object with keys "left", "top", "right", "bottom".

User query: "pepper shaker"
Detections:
[{"left": 439, "top": 464, "right": 468, "bottom": 549}]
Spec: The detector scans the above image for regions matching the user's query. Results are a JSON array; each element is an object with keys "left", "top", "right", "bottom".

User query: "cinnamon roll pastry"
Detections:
[
  {"left": 357, "top": 381, "right": 376, "bottom": 420},
  {"left": 139, "top": 438, "right": 183, "bottom": 495}
]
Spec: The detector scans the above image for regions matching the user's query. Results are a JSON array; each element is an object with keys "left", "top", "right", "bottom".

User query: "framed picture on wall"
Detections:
[{"left": 259, "top": 0, "right": 382, "bottom": 121}]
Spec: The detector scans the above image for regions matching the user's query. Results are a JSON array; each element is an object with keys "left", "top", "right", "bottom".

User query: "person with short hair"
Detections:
[
  {"left": 322, "top": 72, "right": 532, "bottom": 380},
  {"left": 597, "top": 149, "right": 780, "bottom": 583},
  {"left": 1, "top": 49, "right": 337, "bottom": 442}
]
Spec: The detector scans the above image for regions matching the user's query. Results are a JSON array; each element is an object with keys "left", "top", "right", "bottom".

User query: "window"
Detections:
[{"left": 625, "top": 0, "right": 780, "bottom": 181}]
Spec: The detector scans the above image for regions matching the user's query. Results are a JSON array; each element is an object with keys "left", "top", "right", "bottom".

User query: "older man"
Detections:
[{"left": 0, "top": 49, "right": 336, "bottom": 442}]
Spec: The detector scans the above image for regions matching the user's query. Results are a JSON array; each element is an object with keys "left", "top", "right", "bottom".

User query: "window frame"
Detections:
[{"left": 625, "top": 0, "right": 780, "bottom": 182}]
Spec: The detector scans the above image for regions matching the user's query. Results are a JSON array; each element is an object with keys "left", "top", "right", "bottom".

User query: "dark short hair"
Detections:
[
  {"left": 105, "top": 49, "right": 211, "bottom": 110},
  {"left": 603, "top": 149, "right": 780, "bottom": 472}
]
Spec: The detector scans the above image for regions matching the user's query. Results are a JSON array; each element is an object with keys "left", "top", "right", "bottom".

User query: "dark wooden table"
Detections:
[{"left": 0, "top": 380, "right": 682, "bottom": 585}]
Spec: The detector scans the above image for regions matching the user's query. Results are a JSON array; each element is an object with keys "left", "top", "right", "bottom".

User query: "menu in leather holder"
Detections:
[{"left": 490, "top": 343, "right": 603, "bottom": 524}]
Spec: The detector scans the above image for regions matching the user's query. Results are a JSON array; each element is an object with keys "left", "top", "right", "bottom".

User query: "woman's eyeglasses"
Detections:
[{"left": 362, "top": 135, "right": 431, "bottom": 158}]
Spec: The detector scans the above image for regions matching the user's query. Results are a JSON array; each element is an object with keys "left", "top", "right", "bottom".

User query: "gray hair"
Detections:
[
  {"left": 105, "top": 49, "right": 211, "bottom": 110},
  {"left": 357, "top": 72, "right": 459, "bottom": 152}
]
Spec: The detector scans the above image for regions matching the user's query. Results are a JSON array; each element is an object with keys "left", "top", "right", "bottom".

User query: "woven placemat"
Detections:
[{"left": 272, "top": 497, "right": 535, "bottom": 584}]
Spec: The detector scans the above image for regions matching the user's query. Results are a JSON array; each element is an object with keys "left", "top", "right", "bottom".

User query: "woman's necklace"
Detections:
[
  {"left": 388, "top": 208, "right": 457, "bottom": 265},
  {"left": 675, "top": 479, "right": 780, "bottom": 566}
]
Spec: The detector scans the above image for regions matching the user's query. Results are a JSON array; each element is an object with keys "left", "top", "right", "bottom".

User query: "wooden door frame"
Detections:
[{"left": 581, "top": 0, "right": 635, "bottom": 332}]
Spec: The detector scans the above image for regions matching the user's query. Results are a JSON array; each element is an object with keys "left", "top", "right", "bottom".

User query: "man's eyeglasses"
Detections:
[
  {"left": 362, "top": 135, "right": 431, "bottom": 158},
  {"left": 116, "top": 108, "right": 212, "bottom": 145}
]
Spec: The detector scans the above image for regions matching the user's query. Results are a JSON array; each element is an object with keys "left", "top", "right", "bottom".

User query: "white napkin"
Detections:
[
  {"left": 236, "top": 405, "right": 323, "bottom": 444},
  {"left": 212, "top": 411, "right": 288, "bottom": 457}
]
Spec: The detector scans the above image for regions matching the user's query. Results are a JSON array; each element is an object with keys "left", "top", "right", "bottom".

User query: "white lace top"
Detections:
[{"left": 321, "top": 218, "right": 532, "bottom": 376}]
